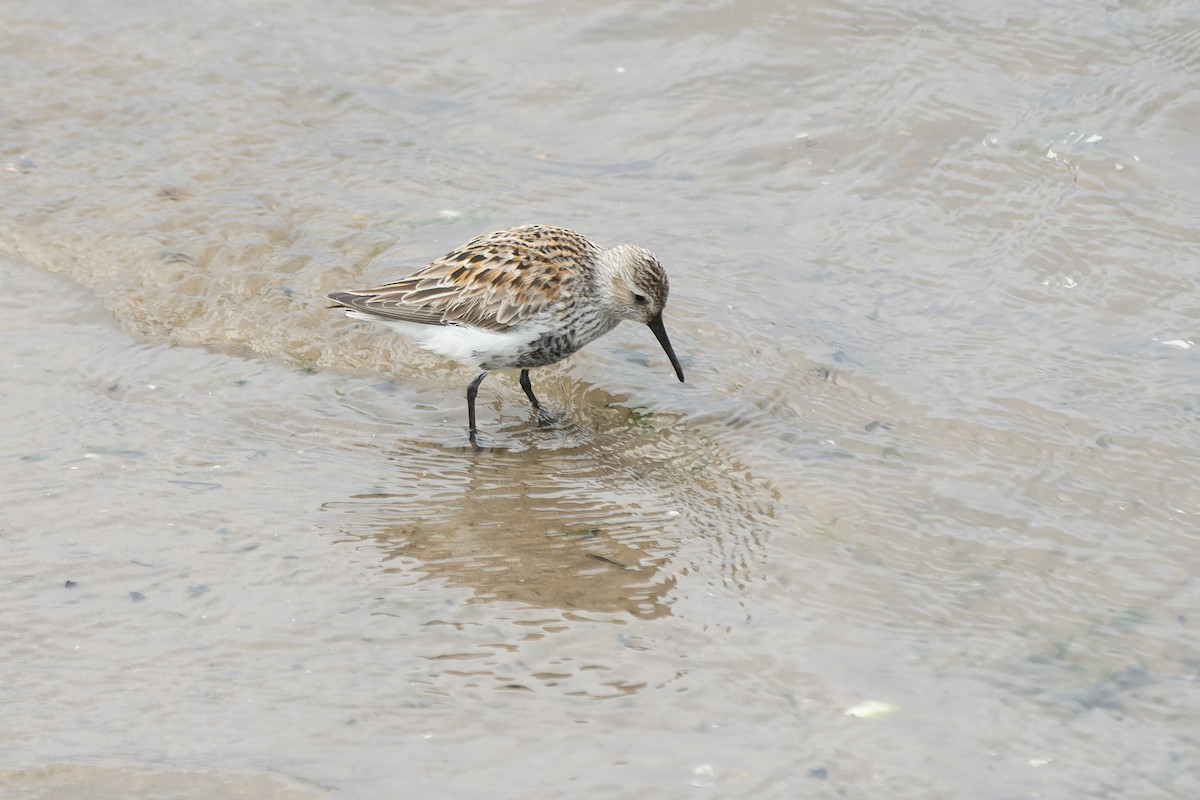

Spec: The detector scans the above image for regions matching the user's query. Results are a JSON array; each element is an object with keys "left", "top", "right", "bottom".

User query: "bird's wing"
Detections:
[{"left": 328, "top": 226, "right": 594, "bottom": 332}]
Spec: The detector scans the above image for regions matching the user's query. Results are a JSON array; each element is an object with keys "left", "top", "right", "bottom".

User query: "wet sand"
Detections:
[{"left": 2, "top": 0, "right": 1199, "bottom": 797}]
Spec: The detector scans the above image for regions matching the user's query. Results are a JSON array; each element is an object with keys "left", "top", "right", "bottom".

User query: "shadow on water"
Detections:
[{"left": 319, "top": 384, "right": 777, "bottom": 620}]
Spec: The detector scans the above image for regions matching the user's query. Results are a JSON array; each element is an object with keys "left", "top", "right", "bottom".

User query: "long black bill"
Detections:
[{"left": 647, "top": 313, "right": 685, "bottom": 383}]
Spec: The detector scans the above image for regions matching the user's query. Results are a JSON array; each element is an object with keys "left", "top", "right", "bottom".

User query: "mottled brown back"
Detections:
[{"left": 328, "top": 225, "right": 601, "bottom": 332}]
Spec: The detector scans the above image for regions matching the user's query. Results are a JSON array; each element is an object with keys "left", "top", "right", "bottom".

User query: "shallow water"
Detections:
[{"left": 2, "top": 0, "right": 1198, "bottom": 797}]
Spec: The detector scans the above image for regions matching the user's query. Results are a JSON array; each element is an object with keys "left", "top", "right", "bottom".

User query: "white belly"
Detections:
[{"left": 345, "top": 311, "right": 552, "bottom": 371}]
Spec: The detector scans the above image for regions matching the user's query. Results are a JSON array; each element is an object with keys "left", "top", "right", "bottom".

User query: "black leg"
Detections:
[
  {"left": 520, "top": 369, "right": 558, "bottom": 428},
  {"left": 518, "top": 369, "right": 540, "bottom": 410},
  {"left": 466, "top": 371, "right": 488, "bottom": 445}
]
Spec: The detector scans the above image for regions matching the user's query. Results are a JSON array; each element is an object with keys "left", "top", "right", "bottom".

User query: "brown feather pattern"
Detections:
[{"left": 328, "top": 225, "right": 600, "bottom": 333}]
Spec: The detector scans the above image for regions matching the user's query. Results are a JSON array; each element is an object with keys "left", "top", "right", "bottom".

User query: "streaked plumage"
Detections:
[{"left": 328, "top": 225, "right": 684, "bottom": 445}]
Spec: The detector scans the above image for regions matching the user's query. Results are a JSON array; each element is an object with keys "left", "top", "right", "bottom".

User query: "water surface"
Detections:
[{"left": 2, "top": 0, "right": 1198, "bottom": 797}]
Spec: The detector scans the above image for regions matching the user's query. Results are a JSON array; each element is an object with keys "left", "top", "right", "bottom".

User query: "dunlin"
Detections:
[{"left": 328, "top": 225, "right": 684, "bottom": 444}]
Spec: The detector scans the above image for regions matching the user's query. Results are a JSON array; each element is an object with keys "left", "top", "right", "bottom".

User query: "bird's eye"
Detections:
[{"left": 633, "top": 293, "right": 648, "bottom": 305}]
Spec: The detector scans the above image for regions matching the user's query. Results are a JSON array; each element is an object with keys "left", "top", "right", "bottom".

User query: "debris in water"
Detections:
[
  {"left": 843, "top": 700, "right": 898, "bottom": 718},
  {"left": 691, "top": 763, "right": 716, "bottom": 787}
]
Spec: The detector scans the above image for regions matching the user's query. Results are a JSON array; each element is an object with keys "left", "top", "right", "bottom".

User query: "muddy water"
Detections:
[{"left": 2, "top": 0, "right": 1199, "bottom": 797}]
